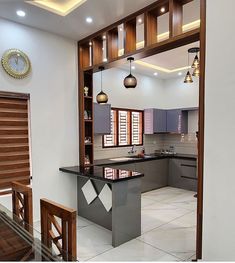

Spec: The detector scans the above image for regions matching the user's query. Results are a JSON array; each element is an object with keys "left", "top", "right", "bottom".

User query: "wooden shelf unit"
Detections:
[{"left": 79, "top": 70, "right": 94, "bottom": 166}]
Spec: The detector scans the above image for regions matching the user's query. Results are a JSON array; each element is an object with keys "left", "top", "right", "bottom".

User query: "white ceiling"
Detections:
[
  {"left": 119, "top": 41, "right": 200, "bottom": 79},
  {"left": 0, "top": 0, "right": 157, "bottom": 40}
]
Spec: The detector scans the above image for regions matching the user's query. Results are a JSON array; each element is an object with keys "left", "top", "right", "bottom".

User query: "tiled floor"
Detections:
[
  {"left": 33, "top": 187, "right": 196, "bottom": 261},
  {"left": 76, "top": 187, "right": 197, "bottom": 262}
]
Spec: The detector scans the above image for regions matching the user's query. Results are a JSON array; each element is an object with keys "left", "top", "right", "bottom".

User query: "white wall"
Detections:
[
  {"left": 163, "top": 77, "right": 199, "bottom": 109},
  {"left": 202, "top": 0, "right": 235, "bottom": 260},
  {"left": 93, "top": 68, "right": 165, "bottom": 109},
  {"left": 93, "top": 68, "right": 199, "bottom": 110},
  {"left": 0, "top": 18, "right": 78, "bottom": 222}
]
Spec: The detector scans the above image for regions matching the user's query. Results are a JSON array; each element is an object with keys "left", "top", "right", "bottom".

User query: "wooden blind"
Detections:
[{"left": 0, "top": 95, "right": 30, "bottom": 192}]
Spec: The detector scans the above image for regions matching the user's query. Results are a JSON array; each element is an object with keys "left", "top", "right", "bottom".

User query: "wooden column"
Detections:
[
  {"left": 169, "top": 0, "right": 183, "bottom": 37},
  {"left": 144, "top": 11, "right": 158, "bottom": 46},
  {"left": 107, "top": 28, "right": 119, "bottom": 61},
  {"left": 124, "top": 18, "right": 136, "bottom": 54}
]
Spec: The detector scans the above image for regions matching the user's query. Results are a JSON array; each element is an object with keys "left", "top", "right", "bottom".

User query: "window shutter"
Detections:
[
  {"left": 131, "top": 111, "right": 143, "bottom": 145},
  {"left": 118, "top": 110, "right": 130, "bottom": 146},
  {"left": 0, "top": 96, "right": 31, "bottom": 192}
]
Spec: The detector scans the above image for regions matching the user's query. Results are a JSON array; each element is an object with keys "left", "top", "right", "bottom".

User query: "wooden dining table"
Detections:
[{"left": 0, "top": 203, "right": 76, "bottom": 261}]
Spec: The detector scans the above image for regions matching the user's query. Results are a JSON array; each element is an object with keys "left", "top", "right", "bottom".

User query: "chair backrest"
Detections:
[
  {"left": 40, "top": 198, "right": 77, "bottom": 261},
  {"left": 12, "top": 182, "right": 33, "bottom": 229}
]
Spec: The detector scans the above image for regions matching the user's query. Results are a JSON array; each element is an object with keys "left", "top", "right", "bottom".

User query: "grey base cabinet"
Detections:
[
  {"left": 168, "top": 158, "right": 197, "bottom": 191},
  {"left": 109, "top": 159, "right": 168, "bottom": 193}
]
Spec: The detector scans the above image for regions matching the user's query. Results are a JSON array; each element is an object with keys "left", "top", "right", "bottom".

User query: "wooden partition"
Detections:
[{"left": 78, "top": 0, "right": 199, "bottom": 167}]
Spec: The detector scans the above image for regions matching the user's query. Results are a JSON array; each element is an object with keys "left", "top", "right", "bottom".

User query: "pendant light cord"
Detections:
[
  {"left": 100, "top": 68, "right": 103, "bottom": 92},
  {"left": 130, "top": 59, "right": 132, "bottom": 74}
]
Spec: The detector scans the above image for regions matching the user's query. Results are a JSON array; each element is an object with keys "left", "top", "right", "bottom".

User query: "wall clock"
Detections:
[{"left": 1, "top": 49, "right": 31, "bottom": 79}]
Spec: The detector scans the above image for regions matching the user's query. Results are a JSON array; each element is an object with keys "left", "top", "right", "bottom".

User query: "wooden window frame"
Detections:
[{"left": 103, "top": 107, "right": 144, "bottom": 148}]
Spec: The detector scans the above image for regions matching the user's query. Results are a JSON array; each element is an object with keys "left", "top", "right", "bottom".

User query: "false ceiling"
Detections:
[{"left": 0, "top": 0, "right": 199, "bottom": 41}]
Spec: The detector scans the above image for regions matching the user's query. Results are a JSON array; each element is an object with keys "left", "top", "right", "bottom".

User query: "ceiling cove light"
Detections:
[
  {"left": 26, "top": 0, "right": 87, "bottom": 16},
  {"left": 124, "top": 57, "right": 137, "bottom": 89},
  {"left": 86, "top": 17, "right": 93, "bottom": 23},
  {"left": 16, "top": 10, "right": 26, "bottom": 17},
  {"left": 96, "top": 66, "right": 108, "bottom": 104}
]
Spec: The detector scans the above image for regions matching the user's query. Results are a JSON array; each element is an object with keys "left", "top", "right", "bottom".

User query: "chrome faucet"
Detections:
[{"left": 128, "top": 145, "right": 137, "bottom": 154}]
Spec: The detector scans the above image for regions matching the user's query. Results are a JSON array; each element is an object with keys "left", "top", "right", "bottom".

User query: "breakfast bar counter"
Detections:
[{"left": 60, "top": 166, "right": 144, "bottom": 247}]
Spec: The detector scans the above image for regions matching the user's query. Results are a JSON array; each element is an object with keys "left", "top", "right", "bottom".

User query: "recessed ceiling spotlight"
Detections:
[
  {"left": 138, "top": 18, "right": 142, "bottom": 24},
  {"left": 102, "top": 35, "right": 106, "bottom": 40},
  {"left": 86, "top": 17, "right": 93, "bottom": 23},
  {"left": 178, "top": 72, "right": 182, "bottom": 76},
  {"left": 131, "top": 66, "right": 135, "bottom": 70},
  {"left": 89, "top": 41, "right": 92, "bottom": 46},
  {"left": 16, "top": 10, "right": 26, "bottom": 17},
  {"left": 154, "top": 72, "right": 158, "bottom": 76},
  {"left": 120, "top": 27, "right": 123, "bottom": 32},
  {"left": 160, "top": 7, "right": 165, "bottom": 13}
]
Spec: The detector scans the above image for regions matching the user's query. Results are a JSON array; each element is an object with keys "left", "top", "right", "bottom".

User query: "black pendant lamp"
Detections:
[
  {"left": 184, "top": 50, "right": 193, "bottom": 84},
  {"left": 96, "top": 66, "right": 108, "bottom": 104},
  {"left": 124, "top": 57, "right": 137, "bottom": 88}
]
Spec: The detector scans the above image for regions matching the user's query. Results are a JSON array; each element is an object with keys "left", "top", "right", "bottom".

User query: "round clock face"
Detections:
[{"left": 1, "top": 49, "right": 31, "bottom": 79}]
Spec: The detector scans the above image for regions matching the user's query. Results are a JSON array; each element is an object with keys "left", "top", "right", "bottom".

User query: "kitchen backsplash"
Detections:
[{"left": 94, "top": 133, "right": 197, "bottom": 160}]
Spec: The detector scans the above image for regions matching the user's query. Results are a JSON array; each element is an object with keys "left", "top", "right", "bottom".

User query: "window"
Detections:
[
  {"left": 0, "top": 92, "right": 31, "bottom": 195},
  {"left": 103, "top": 108, "right": 143, "bottom": 148}
]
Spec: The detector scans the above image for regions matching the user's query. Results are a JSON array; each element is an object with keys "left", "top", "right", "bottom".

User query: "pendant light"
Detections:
[
  {"left": 192, "top": 67, "right": 200, "bottom": 77},
  {"left": 191, "top": 47, "right": 200, "bottom": 69},
  {"left": 124, "top": 57, "right": 137, "bottom": 88},
  {"left": 96, "top": 66, "right": 108, "bottom": 104},
  {"left": 184, "top": 51, "right": 193, "bottom": 83}
]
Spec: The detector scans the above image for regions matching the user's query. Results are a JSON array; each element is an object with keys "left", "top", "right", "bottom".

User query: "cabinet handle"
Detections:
[
  {"left": 180, "top": 164, "right": 197, "bottom": 168},
  {"left": 181, "top": 175, "right": 197, "bottom": 180}
]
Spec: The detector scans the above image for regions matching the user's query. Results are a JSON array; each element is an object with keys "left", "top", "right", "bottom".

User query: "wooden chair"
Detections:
[
  {"left": 12, "top": 181, "right": 33, "bottom": 230},
  {"left": 40, "top": 198, "right": 77, "bottom": 261}
]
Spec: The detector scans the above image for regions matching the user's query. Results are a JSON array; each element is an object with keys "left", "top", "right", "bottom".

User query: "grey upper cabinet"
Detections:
[
  {"left": 144, "top": 108, "right": 188, "bottom": 134},
  {"left": 144, "top": 109, "right": 167, "bottom": 134},
  {"left": 166, "top": 109, "right": 188, "bottom": 134},
  {"left": 94, "top": 103, "right": 111, "bottom": 134}
]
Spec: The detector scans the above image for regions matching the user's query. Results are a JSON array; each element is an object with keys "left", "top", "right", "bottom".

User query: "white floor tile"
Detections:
[
  {"left": 139, "top": 212, "right": 196, "bottom": 261},
  {"left": 163, "top": 192, "right": 197, "bottom": 211},
  {"left": 77, "top": 224, "right": 113, "bottom": 261},
  {"left": 141, "top": 202, "right": 191, "bottom": 233},
  {"left": 88, "top": 239, "right": 179, "bottom": 261},
  {"left": 77, "top": 215, "right": 94, "bottom": 229},
  {"left": 141, "top": 197, "right": 156, "bottom": 208}
]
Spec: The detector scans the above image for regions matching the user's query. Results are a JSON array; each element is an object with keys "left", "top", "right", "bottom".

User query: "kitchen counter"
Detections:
[
  {"left": 59, "top": 165, "right": 143, "bottom": 183},
  {"left": 60, "top": 165, "right": 143, "bottom": 247},
  {"left": 94, "top": 153, "right": 197, "bottom": 166}
]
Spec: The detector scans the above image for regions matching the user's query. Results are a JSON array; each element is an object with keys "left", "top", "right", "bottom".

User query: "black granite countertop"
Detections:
[
  {"left": 59, "top": 165, "right": 144, "bottom": 183},
  {"left": 94, "top": 153, "right": 197, "bottom": 166}
]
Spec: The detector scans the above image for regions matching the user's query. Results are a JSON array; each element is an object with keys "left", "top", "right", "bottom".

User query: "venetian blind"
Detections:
[{"left": 0, "top": 94, "right": 31, "bottom": 192}]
